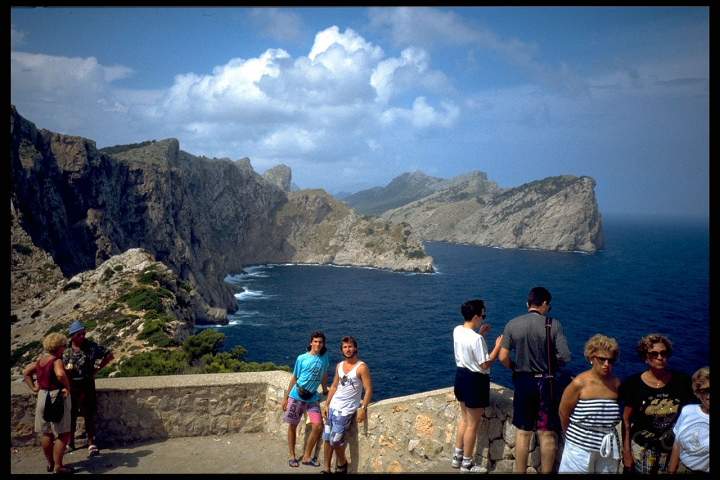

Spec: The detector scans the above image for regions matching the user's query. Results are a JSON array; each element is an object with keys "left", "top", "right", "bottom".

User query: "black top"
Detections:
[
  {"left": 62, "top": 338, "right": 111, "bottom": 381},
  {"left": 619, "top": 370, "right": 696, "bottom": 451}
]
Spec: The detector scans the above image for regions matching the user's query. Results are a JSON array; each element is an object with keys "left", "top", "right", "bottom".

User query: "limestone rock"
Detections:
[{"left": 262, "top": 164, "right": 292, "bottom": 192}]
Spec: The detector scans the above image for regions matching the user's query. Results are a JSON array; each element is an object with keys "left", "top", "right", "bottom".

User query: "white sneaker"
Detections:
[
  {"left": 451, "top": 454, "right": 462, "bottom": 468},
  {"left": 460, "top": 462, "right": 487, "bottom": 473}
]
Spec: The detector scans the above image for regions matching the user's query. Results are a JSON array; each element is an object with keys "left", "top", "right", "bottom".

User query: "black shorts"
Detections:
[
  {"left": 511, "top": 372, "right": 561, "bottom": 432},
  {"left": 453, "top": 367, "right": 490, "bottom": 408}
]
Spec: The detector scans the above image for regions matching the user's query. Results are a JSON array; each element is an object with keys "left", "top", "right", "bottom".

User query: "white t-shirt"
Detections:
[
  {"left": 453, "top": 325, "right": 490, "bottom": 374},
  {"left": 672, "top": 404, "right": 709, "bottom": 472}
]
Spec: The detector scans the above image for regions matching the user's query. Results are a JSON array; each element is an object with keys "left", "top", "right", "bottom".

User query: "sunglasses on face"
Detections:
[
  {"left": 647, "top": 350, "right": 670, "bottom": 359},
  {"left": 594, "top": 356, "right": 616, "bottom": 365}
]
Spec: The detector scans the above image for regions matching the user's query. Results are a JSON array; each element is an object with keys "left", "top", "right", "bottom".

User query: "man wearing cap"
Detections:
[{"left": 62, "top": 320, "right": 114, "bottom": 456}]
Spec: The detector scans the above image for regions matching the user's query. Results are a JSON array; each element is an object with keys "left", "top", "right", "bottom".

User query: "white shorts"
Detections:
[{"left": 559, "top": 440, "right": 620, "bottom": 473}]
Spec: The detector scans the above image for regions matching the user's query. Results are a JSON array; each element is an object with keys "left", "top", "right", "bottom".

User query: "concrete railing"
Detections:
[{"left": 11, "top": 371, "right": 546, "bottom": 473}]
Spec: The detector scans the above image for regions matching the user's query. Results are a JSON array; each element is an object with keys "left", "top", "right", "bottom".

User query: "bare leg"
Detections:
[
  {"left": 462, "top": 406, "right": 484, "bottom": 458},
  {"left": 287, "top": 424, "right": 298, "bottom": 459},
  {"left": 454, "top": 402, "right": 467, "bottom": 450},
  {"left": 537, "top": 430, "right": 557, "bottom": 473},
  {"left": 301, "top": 423, "right": 323, "bottom": 462},
  {"left": 335, "top": 444, "right": 348, "bottom": 467},
  {"left": 53, "top": 432, "right": 71, "bottom": 471},
  {"left": 40, "top": 433, "right": 55, "bottom": 469},
  {"left": 514, "top": 429, "right": 533, "bottom": 473},
  {"left": 323, "top": 440, "right": 333, "bottom": 471}
]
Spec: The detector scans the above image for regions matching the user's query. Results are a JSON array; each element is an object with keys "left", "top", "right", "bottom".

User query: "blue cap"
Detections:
[{"left": 68, "top": 320, "right": 86, "bottom": 336}]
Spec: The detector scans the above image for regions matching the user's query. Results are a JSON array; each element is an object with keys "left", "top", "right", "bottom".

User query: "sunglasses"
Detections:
[
  {"left": 647, "top": 350, "right": 670, "bottom": 359},
  {"left": 594, "top": 356, "right": 616, "bottom": 365}
]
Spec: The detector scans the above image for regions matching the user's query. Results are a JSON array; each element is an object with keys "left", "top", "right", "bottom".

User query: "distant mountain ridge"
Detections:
[{"left": 344, "top": 170, "right": 604, "bottom": 253}]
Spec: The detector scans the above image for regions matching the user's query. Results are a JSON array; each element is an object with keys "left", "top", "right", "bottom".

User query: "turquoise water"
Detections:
[{"left": 207, "top": 214, "right": 709, "bottom": 401}]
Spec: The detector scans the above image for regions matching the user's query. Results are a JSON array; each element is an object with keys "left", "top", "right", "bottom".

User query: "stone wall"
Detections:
[{"left": 11, "top": 371, "right": 546, "bottom": 473}]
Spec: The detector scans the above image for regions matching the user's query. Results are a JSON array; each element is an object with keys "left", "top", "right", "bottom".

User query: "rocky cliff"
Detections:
[
  {"left": 381, "top": 173, "right": 604, "bottom": 252},
  {"left": 10, "top": 107, "right": 434, "bottom": 327}
]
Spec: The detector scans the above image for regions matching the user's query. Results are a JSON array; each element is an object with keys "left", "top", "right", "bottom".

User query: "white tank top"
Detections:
[{"left": 329, "top": 361, "right": 364, "bottom": 415}]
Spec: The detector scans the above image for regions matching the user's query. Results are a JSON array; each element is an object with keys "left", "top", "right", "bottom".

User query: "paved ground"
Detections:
[{"left": 10, "top": 433, "right": 458, "bottom": 475}]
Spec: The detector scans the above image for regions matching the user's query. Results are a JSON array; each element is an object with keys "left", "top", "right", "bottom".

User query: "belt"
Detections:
[{"left": 515, "top": 371, "right": 551, "bottom": 378}]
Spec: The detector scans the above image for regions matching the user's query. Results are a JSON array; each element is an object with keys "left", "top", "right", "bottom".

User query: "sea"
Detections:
[{"left": 197, "top": 214, "right": 709, "bottom": 401}]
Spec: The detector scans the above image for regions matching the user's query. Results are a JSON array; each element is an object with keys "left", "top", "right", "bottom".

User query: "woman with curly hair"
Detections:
[
  {"left": 619, "top": 334, "right": 695, "bottom": 474},
  {"left": 23, "top": 332, "right": 74, "bottom": 474},
  {"left": 668, "top": 367, "right": 709, "bottom": 473},
  {"left": 558, "top": 334, "right": 622, "bottom": 473}
]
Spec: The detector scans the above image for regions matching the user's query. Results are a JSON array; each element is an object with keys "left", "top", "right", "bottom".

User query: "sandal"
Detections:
[
  {"left": 46, "top": 463, "right": 55, "bottom": 472},
  {"left": 288, "top": 458, "right": 300, "bottom": 468},
  {"left": 335, "top": 462, "right": 348, "bottom": 474},
  {"left": 87, "top": 445, "right": 99, "bottom": 457},
  {"left": 54, "top": 466, "right": 76, "bottom": 474},
  {"left": 301, "top": 457, "right": 321, "bottom": 467}
]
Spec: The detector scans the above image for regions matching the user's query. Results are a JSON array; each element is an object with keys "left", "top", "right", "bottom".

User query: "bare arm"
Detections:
[
  {"left": 22, "top": 361, "right": 38, "bottom": 393},
  {"left": 321, "top": 371, "right": 329, "bottom": 395},
  {"left": 282, "top": 374, "right": 297, "bottom": 411},
  {"left": 356, "top": 363, "right": 373, "bottom": 424},
  {"left": 480, "top": 335, "right": 504, "bottom": 370},
  {"left": 95, "top": 351, "right": 114, "bottom": 375},
  {"left": 558, "top": 376, "right": 582, "bottom": 433},
  {"left": 323, "top": 369, "right": 341, "bottom": 419},
  {"left": 498, "top": 347, "right": 513, "bottom": 370},
  {"left": 668, "top": 440, "right": 681, "bottom": 474},
  {"left": 622, "top": 405, "right": 635, "bottom": 470}
]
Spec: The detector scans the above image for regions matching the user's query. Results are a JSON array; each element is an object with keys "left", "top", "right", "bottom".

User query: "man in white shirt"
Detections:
[{"left": 321, "top": 336, "right": 373, "bottom": 474}]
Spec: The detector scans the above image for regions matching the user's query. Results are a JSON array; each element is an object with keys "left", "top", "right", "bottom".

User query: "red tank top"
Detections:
[{"left": 36, "top": 356, "right": 62, "bottom": 390}]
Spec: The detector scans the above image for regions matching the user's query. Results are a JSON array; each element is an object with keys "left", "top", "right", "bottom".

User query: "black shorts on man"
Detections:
[{"left": 454, "top": 367, "right": 490, "bottom": 408}]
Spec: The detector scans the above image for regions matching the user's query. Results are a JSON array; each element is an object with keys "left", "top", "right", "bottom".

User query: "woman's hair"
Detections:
[
  {"left": 584, "top": 334, "right": 620, "bottom": 362},
  {"left": 691, "top": 366, "right": 710, "bottom": 396},
  {"left": 43, "top": 332, "right": 67, "bottom": 355},
  {"left": 307, "top": 330, "right": 327, "bottom": 355},
  {"left": 636, "top": 333, "right": 673, "bottom": 360}
]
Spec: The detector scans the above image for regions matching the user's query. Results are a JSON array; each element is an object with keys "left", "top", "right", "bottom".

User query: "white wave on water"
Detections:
[
  {"left": 234, "top": 288, "right": 272, "bottom": 300},
  {"left": 262, "top": 262, "right": 437, "bottom": 275}
]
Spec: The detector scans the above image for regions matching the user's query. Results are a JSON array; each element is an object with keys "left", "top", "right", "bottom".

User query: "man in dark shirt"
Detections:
[
  {"left": 499, "top": 286, "right": 571, "bottom": 473},
  {"left": 63, "top": 320, "right": 114, "bottom": 456}
]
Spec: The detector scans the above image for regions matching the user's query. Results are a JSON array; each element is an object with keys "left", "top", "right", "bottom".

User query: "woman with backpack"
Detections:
[{"left": 23, "top": 332, "right": 74, "bottom": 474}]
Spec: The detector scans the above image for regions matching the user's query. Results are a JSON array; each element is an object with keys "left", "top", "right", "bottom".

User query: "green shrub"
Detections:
[
  {"left": 101, "top": 268, "right": 115, "bottom": 282},
  {"left": 183, "top": 329, "right": 225, "bottom": 361},
  {"left": 112, "top": 264, "right": 124, "bottom": 272},
  {"left": 12, "top": 244, "right": 33, "bottom": 255},
  {"left": 179, "top": 281, "right": 193, "bottom": 292},
  {"left": 119, "top": 286, "right": 166, "bottom": 313},
  {"left": 62, "top": 281, "right": 82, "bottom": 291},
  {"left": 138, "top": 269, "right": 161, "bottom": 285},
  {"left": 11, "top": 341, "right": 43, "bottom": 367},
  {"left": 115, "top": 349, "right": 189, "bottom": 377},
  {"left": 45, "top": 322, "right": 70, "bottom": 336},
  {"left": 405, "top": 248, "right": 426, "bottom": 259}
]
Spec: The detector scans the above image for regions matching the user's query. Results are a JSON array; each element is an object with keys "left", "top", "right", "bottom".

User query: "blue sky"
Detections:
[{"left": 11, "top": 7, "right": 709, "bottom": 218}]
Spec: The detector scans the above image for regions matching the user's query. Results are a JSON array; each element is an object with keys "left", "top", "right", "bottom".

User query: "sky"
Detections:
[{"left": 10, "top": 6, "right": 709, "bottom": 218}]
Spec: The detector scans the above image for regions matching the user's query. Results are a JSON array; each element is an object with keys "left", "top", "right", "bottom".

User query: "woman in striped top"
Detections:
[{"left": 558, "top": 334, "right": 622, "bottom": 473}]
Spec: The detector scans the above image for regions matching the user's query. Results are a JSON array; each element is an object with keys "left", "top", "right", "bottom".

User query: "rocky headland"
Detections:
[
  {"left": 10, "top": 106, "right": 433, "bottom": 371},
  {"left": 345, "top": 171, "right": 604, "bottom": 253}
]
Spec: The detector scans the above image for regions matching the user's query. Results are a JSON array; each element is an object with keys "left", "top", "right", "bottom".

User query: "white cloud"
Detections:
[
  {"left": 381, "top": 96, "right": 459, "bottom": 128},
  {"left": 308, "top": 26, "right": 383, "bottom": 62}
]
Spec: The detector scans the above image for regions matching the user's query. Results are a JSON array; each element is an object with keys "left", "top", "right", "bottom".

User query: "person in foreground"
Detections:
[
  {"left": 668, "top": 366, "right": 709, "bottom": 474},
  {"left": 23, "top": 333, "right": 75, "bottom": 474},
  {"left": 498, "top": 286, "right": 571, "bottom": 473},
  {"left": 558, "top": 334, "right": 622, "bottom": 473},
  {"left": 450, "top": 299, "right": 503, "bottom": 473},
  {"left": 282, "top": 330, "right": 330, "bottom": 468},
  {"left": 62, "top": 320, "right": 114, "bottom": 456},
  {"left": 620, "top": 333, "right": 695, "bottom": 474},
  {"left": 321, "top": 336, "right": 373, "bottom": 474}
]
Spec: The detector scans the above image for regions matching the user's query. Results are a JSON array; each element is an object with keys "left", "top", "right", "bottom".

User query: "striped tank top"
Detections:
[{"left": 565, "top": 398, "right": 622, "bottom": 452}]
